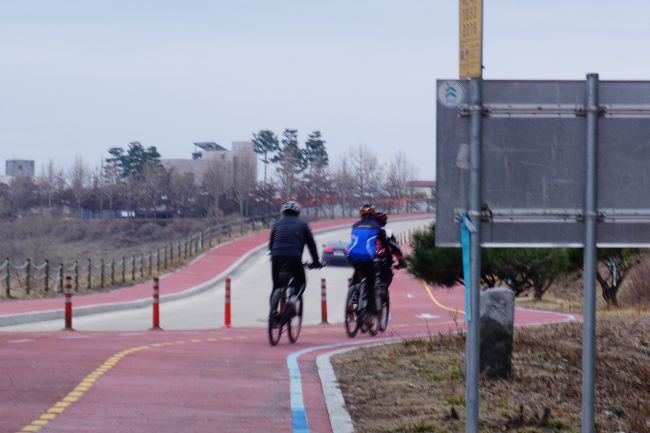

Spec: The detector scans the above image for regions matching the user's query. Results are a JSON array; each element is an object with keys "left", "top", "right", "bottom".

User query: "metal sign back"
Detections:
[
  {"left": 436, "top": 79, "right": 650, "bottom": 247},
  {"left": 459, "top": 0, "right": 483, "bottom": 79}
]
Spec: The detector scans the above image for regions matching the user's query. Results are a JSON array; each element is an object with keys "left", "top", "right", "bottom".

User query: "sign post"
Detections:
[
  {"left": 437, "top": 77, "right": 650, "bottom": 433},
  {"left": 459, "top": 2, "right": 483, "bottom": 433},
  {"left": 581, "top": 73, "right": 599, "bottom": 433}
]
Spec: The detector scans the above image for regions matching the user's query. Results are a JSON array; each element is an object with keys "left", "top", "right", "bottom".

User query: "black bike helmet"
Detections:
[{"left": 375, "top": 211, "right": 388, "bottom": 226}]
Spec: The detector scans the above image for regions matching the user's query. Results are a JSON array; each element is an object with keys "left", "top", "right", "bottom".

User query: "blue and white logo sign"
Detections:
[{"left": 438, "top": 81, "right": 464, "bottom": 107}]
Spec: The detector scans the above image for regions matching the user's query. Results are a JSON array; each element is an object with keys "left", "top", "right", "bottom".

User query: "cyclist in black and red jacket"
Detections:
[{"left": 374, "top": 211, "right": 407, "bottom": 290}]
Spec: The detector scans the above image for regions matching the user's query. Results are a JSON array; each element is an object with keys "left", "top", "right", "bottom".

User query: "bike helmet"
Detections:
[
  {"left": 375, "top": 211, "right": 388, "bottom": 226},
  {"left": 281, "top": 200, "right": 301, "bottom": 215},
  {"left": 359, "top": 203, "right": 376, "bottom": 217}
]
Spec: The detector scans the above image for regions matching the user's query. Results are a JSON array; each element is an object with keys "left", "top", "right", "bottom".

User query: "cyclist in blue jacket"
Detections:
[{"left": 346, "top": 204, "right": 386, "bottom": 315}]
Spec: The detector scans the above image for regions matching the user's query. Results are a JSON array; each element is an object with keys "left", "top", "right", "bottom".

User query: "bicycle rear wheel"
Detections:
[
  {"left": 268, "top": 289, "right": 284, "bottom": 346},
  {"left": 378, "top": 288, "right": 390, "bottom": 333},
  {"left": 288, "top": 295, "right": 303, "bottom": 343},
  {"left": 344, "top": 285, "right": 360, "bottom": 338}
]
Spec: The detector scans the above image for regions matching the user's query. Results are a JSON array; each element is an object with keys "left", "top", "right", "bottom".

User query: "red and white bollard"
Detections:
[
  {"left": 151, "top": 277, "right": 162, "bottom": 330},
  {"left": 320, "top": 278, "right": 328, "bottom": 324},
  {"left": 63, "top": 275, "right": 73, "bottom": 331},
  {"left": 224, "top": 277, "right": 231, "bottom": 328}
]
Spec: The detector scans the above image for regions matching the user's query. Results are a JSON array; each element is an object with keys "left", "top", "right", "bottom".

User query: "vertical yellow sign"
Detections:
[{"left": 459, "top": 0, "right": 483, "bottom": 79}]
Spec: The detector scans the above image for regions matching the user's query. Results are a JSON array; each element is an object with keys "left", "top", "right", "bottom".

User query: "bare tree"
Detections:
[
  {"left": 167, "top": 170, "right": 198, "bottom": 217},
  {"left": 38, "top": 160, "right": 64, "bottom": 210},
  {"left": 9, "top": 173, "right": 36, "bottom": 216},
  {"left": 68, "top": 156, "right": 89, "bottom": 217},
  {"left": 332, "top": 157, "right": 355, "bottom": 217},
  {"left": 349, "top": 144, "right": 382, "bottom": 204},
  {"left": 384, "top": 150, "right": 417, "bottom": 212},
  {"left": 230, "top": 151, "right": 257, "bottom": 217},
  {"left": 202, "top": 157, "right": 232, "bottom": 217}
]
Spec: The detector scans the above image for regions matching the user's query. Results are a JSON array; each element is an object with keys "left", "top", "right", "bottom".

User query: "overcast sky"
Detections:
[{"left": 1, "top": 0, "right": 649, "bottom": 179}]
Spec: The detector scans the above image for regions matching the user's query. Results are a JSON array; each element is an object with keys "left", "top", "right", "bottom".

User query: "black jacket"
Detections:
[{"left": 269, "top": 215, "right": 319, "bottom": 261}]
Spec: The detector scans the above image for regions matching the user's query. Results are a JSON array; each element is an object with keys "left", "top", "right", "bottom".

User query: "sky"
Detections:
[{"left": 1, "top": 0, "right": 649, "bottom": 180}]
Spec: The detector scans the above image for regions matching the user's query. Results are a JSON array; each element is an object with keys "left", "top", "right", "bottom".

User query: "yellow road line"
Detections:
[
  {"left": 421, "top": 282, "right": 465, "bottom": 315},
  {"left": 15, "top": 335, "right": 229, "bottom": 433}
]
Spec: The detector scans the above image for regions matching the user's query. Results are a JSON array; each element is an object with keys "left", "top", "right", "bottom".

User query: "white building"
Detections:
[{"left": 161, "top": 141, "right": 257, "bottom": 186}]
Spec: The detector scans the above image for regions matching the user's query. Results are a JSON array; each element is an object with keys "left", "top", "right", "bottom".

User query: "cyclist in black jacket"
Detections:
[{"left": 269, "top": 201, "right": 321, "bottom": 301}]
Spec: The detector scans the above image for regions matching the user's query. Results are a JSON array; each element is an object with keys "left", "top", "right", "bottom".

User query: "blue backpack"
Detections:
[{"left": 347, "top": 220, "right": 381, "bottom": 262}]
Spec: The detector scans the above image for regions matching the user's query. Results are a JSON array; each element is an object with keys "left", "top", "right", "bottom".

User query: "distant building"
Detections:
[
  {"left": 161, "top": 141, "right": 257, "bottom": 186},
  {"left": 6, "top": 160, "right": 35, "bottom": 177},
  {"left": 408, "top": 180, "right": 436, "bottom": 198}
]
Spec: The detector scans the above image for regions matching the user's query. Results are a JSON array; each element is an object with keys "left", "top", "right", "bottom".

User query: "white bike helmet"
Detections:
[{"left": 281, "top": 200, "right": 301, "bottom": 215}]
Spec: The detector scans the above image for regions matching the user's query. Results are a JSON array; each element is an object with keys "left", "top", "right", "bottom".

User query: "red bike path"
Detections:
[
  {"left": 0, "top": 214, "right": 427, "bottom": 320},
  {"left": 0, "top": 270, "right": 576, "bottom": 433}
]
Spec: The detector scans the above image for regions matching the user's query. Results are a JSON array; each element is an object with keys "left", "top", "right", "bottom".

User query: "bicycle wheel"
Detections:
[
  {"left": 268, "top": 289, "right": 284, "bottom": 346},
  {"left": 378, "top": 288, "right": 390, "bottom": 333},
  {"left": 344, "top": 285, "right": 360, "bottom": 338},
  {"left": 288, "top": 294, "right": 303, "bottom": 343}
]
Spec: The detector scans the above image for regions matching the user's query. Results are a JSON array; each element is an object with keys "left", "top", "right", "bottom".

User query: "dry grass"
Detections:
[
  {"left": 0, "top": 215, "right": 216, "bottom": 264},
  {"left": 332, "top": 314, "right": 650, "bottom": 433},
  {"left": 0, "top": 215, "right": 251, "bottom": 300}
]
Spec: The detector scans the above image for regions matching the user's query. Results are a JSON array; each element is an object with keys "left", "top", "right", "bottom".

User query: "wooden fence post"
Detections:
[
  {"left": 164, "top": 246, "right": 168, "bottom": 269},
  {"left": 111, "top": 260, "right": 115, "bottom": 287},
  {"left": 74, "top": 260, "right": 79, "bottom": 291},
  {"left": 100, "top": 259, "right": 105, "bottom": 289},
  {"left": 131, "top": 255, "right": 136, "bottom": 281},
  {"left": 5, "top": 258, "right": 10, "bottom": 297},
  {"left": 121, "top": 257, "right": 126, "bottom": 284},
  {"left": 44, "top": 259, "right": 50, "bottom": 292},
  {"left": 156, "top": 249, "right": 160, "bottom": 273},
  {"left": 25, "top": 258, "right": 32, "bottom": 294},
  {"left": 87, "top": 258, "right": 92, "bottom": 290},
  {"left": 59, "top": 263, "right": 64, "bottom": 292},
  {"left": 140, "top": 254, "right": 144, "bottom": 278}
]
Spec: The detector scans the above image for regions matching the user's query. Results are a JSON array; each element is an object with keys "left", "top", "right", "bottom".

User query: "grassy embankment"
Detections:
[
  {"left": 333, "top": 250, "right": 650, "bottom": 433},
  {"left": 333, "top": 312, "right": 650, "bottom": 433}
]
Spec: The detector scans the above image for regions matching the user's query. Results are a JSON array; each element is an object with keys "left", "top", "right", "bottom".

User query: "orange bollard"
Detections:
[
  {"left": 151, "top": 277, "right": 162, "bottom": 330},
  {"left": 63, "top": 275, "right": 73, "bottom": 331},
  {"left": 224, "top": 277, "right": 231, "bottom": 328},
  {"left": 320, "top": 278, "right": 328, "bottom": 324}
]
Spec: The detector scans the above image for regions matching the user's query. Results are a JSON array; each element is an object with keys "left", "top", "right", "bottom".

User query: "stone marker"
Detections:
[{"left": 480, "top": 287, "right": 515, "bottom": 379}]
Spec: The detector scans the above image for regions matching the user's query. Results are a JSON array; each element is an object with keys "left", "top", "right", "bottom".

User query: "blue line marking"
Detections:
[
  {"left": 287, "top": 349, "right": 311, "bottom": 433},
  {"left": 287, "top": 337, "right": 409, "bottom": 433},
  {"left": 461, "top": 213, "right": 472, "bottom": 322}
]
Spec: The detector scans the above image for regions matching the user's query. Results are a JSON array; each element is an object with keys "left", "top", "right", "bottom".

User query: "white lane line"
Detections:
[
  {"left": 58, "top": 335, "right": 90, "bottom": 340},
  {"left": 406, "top": 294, "right": 414, "bottom": 299},
  {"left": 119, "top": 332, "right": 147, "bottom": 336},
  {"left": 8, "top": 338, "right": 34, "bottom": 344}
]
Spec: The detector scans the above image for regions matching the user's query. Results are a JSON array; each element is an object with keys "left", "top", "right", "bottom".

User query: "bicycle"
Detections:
[
  {"left": 374, "top": 256, "right": 406, "bottom": 333},
  {"left": 268, "top": 262, "right": 323, "bottom": 346},
  {"left": 344, "top": 275, "right": 380, "bottom": 338}
]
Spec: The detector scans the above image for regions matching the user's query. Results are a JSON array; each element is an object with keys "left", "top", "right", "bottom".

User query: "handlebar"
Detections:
[{"left": 304, "top": 262, "right": 326, "bottom": 270}]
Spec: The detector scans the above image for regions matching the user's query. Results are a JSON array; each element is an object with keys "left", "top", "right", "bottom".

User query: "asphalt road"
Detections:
[{"left": 5, "top": 218, "right": 432, "bottom": 332}]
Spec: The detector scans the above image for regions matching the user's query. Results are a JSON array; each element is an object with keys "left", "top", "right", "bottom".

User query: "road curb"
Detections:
[
  {"left": 0, "top": 215, "right": 433, "bottom": 327},
  {"left": 316, "top": 347, "right": 358, "bottom": 433}
]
